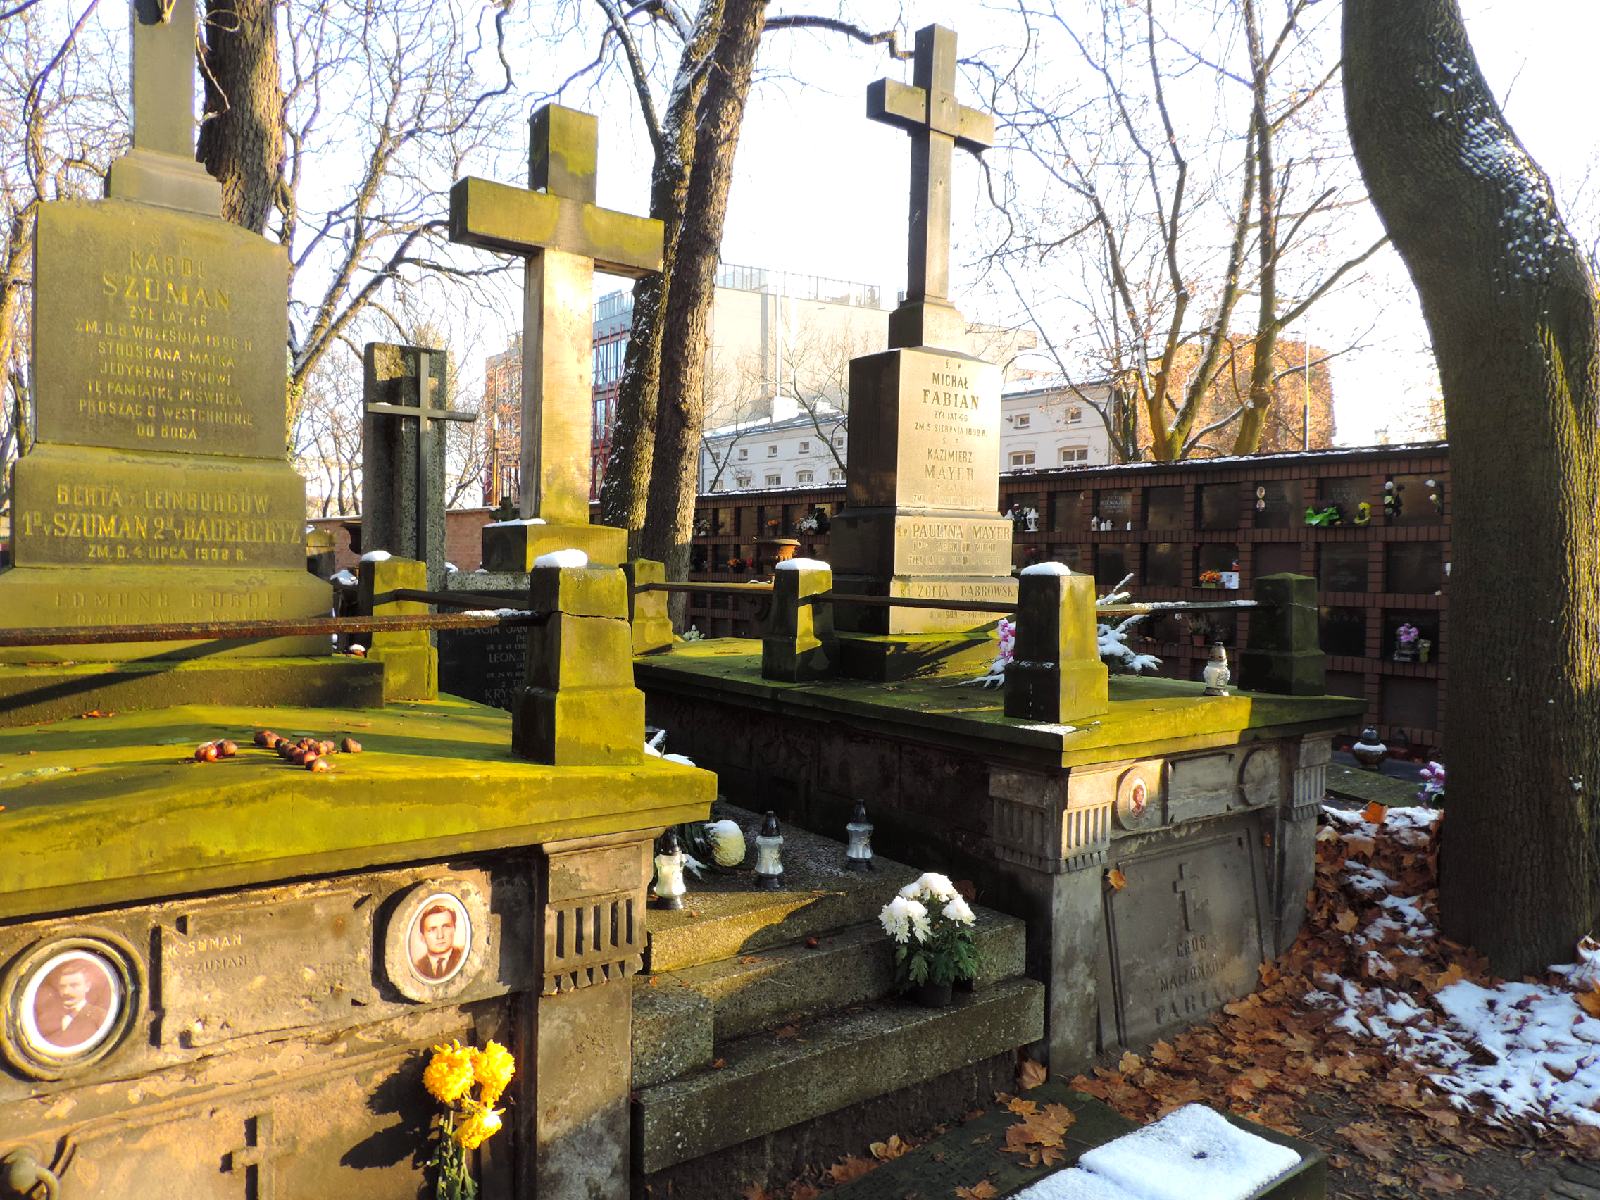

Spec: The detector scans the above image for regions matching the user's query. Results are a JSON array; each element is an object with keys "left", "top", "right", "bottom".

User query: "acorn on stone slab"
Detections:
[
  {"left": 194, "top": 743, "right": 219, "bottom": 762},
  {"left": 318, "top": 740, "right": 336, "bottom": 756},
  {"left": 253, "top": 729, "right": 276, "bottom": 748},
  {"left": 340, "top": 737, "right": 362, "bottom": 754},
  {"left": 217, "top": 740, "right": 238, "bottom": 758},
  {"left": 307, "top": 757, "right": 332, "bottom": 773}
]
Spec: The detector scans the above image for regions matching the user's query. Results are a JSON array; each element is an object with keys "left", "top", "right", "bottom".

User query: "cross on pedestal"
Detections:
[
  {"left": 1173, "top": 862, "right": 1199, "bottom": 933},
  {"left": 450, "top": 106, "right": 663, "bottom": 528},
  {"left": 222, "top": 1112, "right": 277, "bottom": 1200},
  {"left": 868, "top": 25, "right": 995, "bottom": 351},
  {"left": 106, "top": 0, "right": 222, "bottom": 215},
  {"left": 364, "top": 348, "right": 474, "bottom": 569}
]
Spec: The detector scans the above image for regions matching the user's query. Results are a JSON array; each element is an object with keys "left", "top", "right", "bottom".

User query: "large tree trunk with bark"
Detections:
[
  {"left": 197, "top": 0, "right": 285, "bottom": 234},
  {"left": 599, "top": 0, "right": 723, "bottom": 544},
  {"left": 1345, "top": 0, "right": 1600, "bottom": 975},
  {"left": 639, "top": 0, "right": 767, "bottom": 592}
]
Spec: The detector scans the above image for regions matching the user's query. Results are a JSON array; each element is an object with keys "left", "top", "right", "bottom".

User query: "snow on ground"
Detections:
[{"left": 1305, "top": 805, "right": 1600, "bottom": 1129}]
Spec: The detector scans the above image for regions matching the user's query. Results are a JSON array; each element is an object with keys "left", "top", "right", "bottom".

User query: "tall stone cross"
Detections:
[
  {"left": 868, "top": 25, "right": 995, "bottom": 352},
  {"left": 106, "top": 0, "right": 223, "bottom": 216},
  {"left": 449, "top": 105, "right": 662, "bottom": 565}
]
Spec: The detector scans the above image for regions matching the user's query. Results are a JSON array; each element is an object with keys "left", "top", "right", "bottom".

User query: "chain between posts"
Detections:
[
  {"left": 630, "top": 581, "right": 1261, "bottom": 618},
  {"left": 0, "top": 611, "right": 549, "bottom": 649}
]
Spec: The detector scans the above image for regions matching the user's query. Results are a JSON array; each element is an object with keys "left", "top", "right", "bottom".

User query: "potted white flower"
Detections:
[{"left": 878, "top": 872, "right": 979, "bottom": 1006}]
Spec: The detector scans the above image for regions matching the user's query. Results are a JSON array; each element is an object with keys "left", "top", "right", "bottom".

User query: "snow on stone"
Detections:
[
  {"left": 775, "top": 557, "right": 829, "bottom": 571},
  {"left": 358, "top": 549, "right": 392, "bottom": 562},
  {"left": 459, "top": 608, "right": 531, "bottom": 618},
  {"left": 1020, "top": 561, "right": 1073, "bottom": 576},
  {"left": 331, "top": 569, "right": 357, "bottom": 587},
  {"left": 1074, "top": 1104, "right": 1300, "bottom": 1200},
  {"left": 486, "top": 516, "right": 547, "bottom": 527},
  {"left": 533, "top": 549, "right": 588, "bottom": 569},
  {"left": 1014, "top": 1167, "right": 1139, "bottom": 1200}
]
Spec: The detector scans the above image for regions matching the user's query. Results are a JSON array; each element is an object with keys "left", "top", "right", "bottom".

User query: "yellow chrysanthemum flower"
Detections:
[
  {"left": 453, "top": 1100, "right": 504, "bottom": 1150},
  {"left": 473, "top": 1040, "right": 517, "bottom": 1106},
  {"left": 423, "top": 1040, "right": 477, "bottom": 1105}
]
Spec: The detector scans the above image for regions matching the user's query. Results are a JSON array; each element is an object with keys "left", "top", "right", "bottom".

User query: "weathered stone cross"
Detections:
[
  {"left": 449, "top": 106, "right": 663, "bottom": 531},
  {"left": 222, "top": 1112, "right": 278, "bottom": 1199},
  {"left": 1173, "top": 862, "right": 1199, "bottom": 932},
  {"left": 868, "top": 24, "right": 995, "bottom": 351},
  {"left": 107, "top": 0, "right": 222, "bottom": 216}
]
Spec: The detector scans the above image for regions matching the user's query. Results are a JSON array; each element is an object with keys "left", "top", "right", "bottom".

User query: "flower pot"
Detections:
[
  {"left": 913, "top": 981, "right": 953, "bottom": 1008},
  {"left": 1200, "top": 582, "right": 1219, "bottom": 589}
]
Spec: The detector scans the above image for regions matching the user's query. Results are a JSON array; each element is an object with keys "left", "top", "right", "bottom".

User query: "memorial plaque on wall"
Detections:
[
  {"left": 1253, "top": 542, "right": 1301, "bottom": 577},
  {"left": 1097, "top": 489, "right": 1134, "bottom": 529},
  {"left": 1319, "top": 543, "right": 1368, "bottom": 593},
  {"left": 1252, "top": 480, "right": 1299, "bottom": 529},
  {"left": 1104, "top": 828, "right": 1266, "bottom": 1044},
  {"left": 1095, "top": 545, "right": 1130, "bottom": 586},
  {"left": 1145, "top": 542, "right": 1183, "bottom": 588},
  {"left": 1145, "top": 486, "right": 1184, "bottom": 530},
  {"left": 1318, "top": 476, "right": 1370, "bottom": 514},
  {"left": 1198, "top": 484, "right": 1241, "bottom": 531},
  {"left": 1319, "top": 606, "right": 1367, "bottom": 658},
  {"left": 1051, "top": 490, "right": 1089, "bottom": 532},
  {"left": 1386, "top": 541, "right": 1445, "bottom": 594},
  {"left": 438, "top": 626, "right": 525, "bottom": 711}
]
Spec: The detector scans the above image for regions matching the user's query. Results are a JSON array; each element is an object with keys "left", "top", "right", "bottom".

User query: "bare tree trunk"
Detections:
[
  {"left": 639, "top": 0, "right": 767, "bottom": 594},
  {"left": 598, "top": 0, "right": 722, "bottom": 544},
  {"left": 1345, "top": 0, "right": 1600, "bottom": 976},
  {"left": 197, "top": 0, "right": 285, "bottom": 234}
]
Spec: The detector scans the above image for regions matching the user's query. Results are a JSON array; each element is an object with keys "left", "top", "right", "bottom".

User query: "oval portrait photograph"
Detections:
[
  {"left": 20, "top": 949, "right": 122, "bottom": 1057},
  {"left": 408, "top": 892, "right": 472, "bottom": 986}
]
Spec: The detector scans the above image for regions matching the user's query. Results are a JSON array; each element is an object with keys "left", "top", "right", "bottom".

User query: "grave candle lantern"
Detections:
[
  {"left": 844, "top": 800, "right": 874, "bottom": 872},
  {"left": 1202, "top": 642, "right": 1231, "bottom": 697},
  {"left": 754, "top": 811, "right": 785, "bottom": 890},
  {"left": 653, "top": 828, "right": 688, "bottom": 910}
]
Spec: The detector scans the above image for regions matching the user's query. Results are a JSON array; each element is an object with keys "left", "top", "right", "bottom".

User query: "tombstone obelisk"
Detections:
[
  {"left": 0, "top": 0, "right": 331, "bottom": 671},
  {"left": 830, "top": 25, "right": 1017, "bottom": 678}
]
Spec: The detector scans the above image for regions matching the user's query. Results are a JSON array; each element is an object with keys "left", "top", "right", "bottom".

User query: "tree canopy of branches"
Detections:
[
  {"left": 1345, "top": 0, "right": 1600, "bottom": 977},
  {"left": 978, "top": 0, "right": 1383, "bottom": 462}
]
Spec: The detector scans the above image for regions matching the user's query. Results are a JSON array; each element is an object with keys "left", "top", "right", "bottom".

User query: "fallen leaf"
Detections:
[
  {"left": 1117, "top": 1050, "right": 1143, "bottom": 1074},
  {"left": 774, "top": 1024, "right": 801, "bottom": 1040},
  {"left": 868, "top": 1135, "right": 910, "bottom": 1161},
  {"left": 711, "top": 1057, "right": 726, "bottom": 1070},
  {"left": 954, "top": 1181, "right": 999, "bottom": 1199},
  {"left": 1006, "top": 1097, "right": 1038, "bottom": 1116},
  {"left": 77, "top": 709, "right": 115, "bottom": 719},
  {"left": 787, "top": 1184, "right": 820, "bottom": 1200},
  {"left": 1432, "top": 962, "right": 1468, "bottom": 991},
  {"left": 1578, "top": 988, "right": 1600, "bottom": 1019},
  {"left": 824, "top": 1156, "right": 875, "bottom": 1185},
  {"left": 1106, "top": 867, "right": 1127, "bottom": 891},
  {"left": 1334, "top": 909, "right": 1360, "bottom": 934},
  {"left": 1414, "top": 1166, "right": 1466, "bottom": 1193},
  {"left": 955, "top": 879, "right": 978, "bottom": 901},
  {"left": 1361, "top": 801, "right": 1387, "bottom": 825},
  {"left": 740, "top": 1185, "right": 772, "bottom": 1200},
  {"left": 1018, "top": 1059, "right": 1048, "bottom": 1090},
  {"left": 804, "top": 936, "right": 821, "bottom": 949}
]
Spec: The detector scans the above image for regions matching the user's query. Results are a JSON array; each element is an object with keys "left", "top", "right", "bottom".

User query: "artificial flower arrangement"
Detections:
[
  {"left": 423, "top": 1038, "right": 516, "bottom": 1200},
  {"left": 879, "top": 872, "right": 979, "bottom": 1002},
  {"left": 1198, "top": 569, "right": 1224, "bottom": 587},
  {"left": 1416, "top": 760, "right": 1446, "bottom": 808}
]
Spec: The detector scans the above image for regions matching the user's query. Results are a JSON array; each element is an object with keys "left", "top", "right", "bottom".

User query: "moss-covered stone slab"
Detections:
[
  {"left": 1326, "top": 763, "right": 1419, "bottom": 807},
  {"left": 0, "top": 694, "right": 714, "bottom": 920},
  {"left": 636, "top": 639, "right": 1364, "bottom": 770}
]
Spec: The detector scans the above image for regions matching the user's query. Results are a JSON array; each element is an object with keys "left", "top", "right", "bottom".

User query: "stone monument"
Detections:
[
  {"left": 0, "top": 0, "right": 362, "bottom": 723},
  {"left": 362, "top": 343, "right": 474, "bottom": 590},
  {"left": 829, "top": 25, "right": 1016, "bottom": 679},
  {"left": 448, "top": 104, "right": 662, "bottom": 571}
]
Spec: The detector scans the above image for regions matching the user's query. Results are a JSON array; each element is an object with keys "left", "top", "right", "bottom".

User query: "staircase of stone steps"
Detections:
[{"left": 631, "top": 804, "right": 1046, "bottom": 1196}]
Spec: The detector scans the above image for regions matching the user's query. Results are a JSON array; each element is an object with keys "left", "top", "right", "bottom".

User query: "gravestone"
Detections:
[
  {"left": 829, "top": 26, "right": 1016, "bottom": 661},
  {"left": 0, "top": 0, "right": 327, "bottom": 666},
  {"left": 362, "top": 343, "right": 474, "bottom": 590},
  {"left": 448, "top": 104, "right": 661, "bottom": 571}
]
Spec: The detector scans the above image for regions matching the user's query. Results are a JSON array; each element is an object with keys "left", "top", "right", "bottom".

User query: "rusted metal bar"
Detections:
[
  {"left": 633, "top": 581, "right": 775, "bottom": 596},
  {"left": 809, "top": 592, "right": 1016, "bottom": 614},
  {"left": 378, "top": 588, "right": 530, "bottom": 608},
  {"left": 0, "top": 611, "right": 547, "bottom": 649},
  {"left": 1098, "top": 601, "right": 1262, "bottom": 616}
]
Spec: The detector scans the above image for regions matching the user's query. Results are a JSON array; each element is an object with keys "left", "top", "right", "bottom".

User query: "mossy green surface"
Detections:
[
  {"left": 0, "top": 693, "right": 714, "bottom": 920},
  {"left": 637, "top": 638, "right": 1363, "bottom": 769}
]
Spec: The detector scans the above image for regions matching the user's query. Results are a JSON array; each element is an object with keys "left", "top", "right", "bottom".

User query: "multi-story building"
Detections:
[
  {"left": 481, "top": 334, "right": 522, "bottom": 506},
  {"left": 698, "top": 402, "right": 848, "bottom": 494}
]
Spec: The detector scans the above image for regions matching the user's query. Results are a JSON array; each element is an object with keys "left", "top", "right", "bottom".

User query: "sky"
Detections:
[{"left": 570, "top": 0, "right": 1600, "bottom": 449}]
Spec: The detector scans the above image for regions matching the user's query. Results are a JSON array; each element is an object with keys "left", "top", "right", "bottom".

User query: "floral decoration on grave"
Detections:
[
  {"left": 1304, "top": 504, "right": 1343, "bottom": 527},
  {"left": 1198, "top": 570, "right": 1223, "bottom": 588},
  {"left": 1353, "top": 500, "right": 1373, "bottom": 526},
  {"left": 1394, "top": 622, "right": 1420, "bottom": 662},
  {"left": 1416, "top": 760, "right": 1446, "bottom": 807},
  {"left": 1382, "top": 477, "right": 1403, "bottom": 520},
  {"left": 879, "top": 873, "right": 979, "bottom": 1002},
  {"left": 423, "top": 1038, "right": 516, "bottom": 1200}
]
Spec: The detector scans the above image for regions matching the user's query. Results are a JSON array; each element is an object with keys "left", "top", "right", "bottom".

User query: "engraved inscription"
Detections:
[
  {"left": 900, "top": 354, "right": 1000, "bottom": 510},
  {"left": 893, "top": 517, "right": 1012, "bottom": 574}
]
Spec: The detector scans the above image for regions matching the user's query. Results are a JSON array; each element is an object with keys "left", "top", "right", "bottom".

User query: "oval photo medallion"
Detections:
[
  {"left": 383, "top": 879, "right": 490, "bottom": 1003},
  {"left": 1, "top": 933, "right": 140, "bottom": 1079}
]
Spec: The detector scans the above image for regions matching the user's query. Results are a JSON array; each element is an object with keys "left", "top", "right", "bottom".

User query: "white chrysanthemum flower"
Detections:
[
  {"left": 941, "top": 895, "right": 976, "bottom": 926},
  {"left": 706, "top": 819, "right": 745, "bottom": 867},
  {"left": 879, "top": 894, "right": 916, "bottom": 943},
  {"left": 908, "top": 900, "right": 932, "bottom": 944},
  {"left": 900, "top": 872, "right": 958, "bottom": 903}
]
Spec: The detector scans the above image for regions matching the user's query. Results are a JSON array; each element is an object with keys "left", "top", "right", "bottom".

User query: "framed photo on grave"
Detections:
[
  {"left": 383, "top": 878, "right": 490, "bottom": 1003},
  {"left": 2, "top": 931, "right": 141, "bottom": 1079}
]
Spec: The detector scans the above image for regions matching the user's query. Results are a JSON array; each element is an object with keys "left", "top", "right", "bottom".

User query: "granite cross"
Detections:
[
  {"left": 364, "top": 348, "right": 474, "bottom": 568},
  {"left": 449, "top": 105, "right": 663, "bottom": 526},
  {"left": 868, "top": 24, "right": 995, "bottom": 350}
]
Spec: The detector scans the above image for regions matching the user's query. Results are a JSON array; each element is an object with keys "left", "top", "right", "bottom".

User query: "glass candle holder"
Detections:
[
  {"left": 844, "top": 800, "right": 874, "bottom": 871},
  {"left": 753, "top": 811, "right": 784, "bottom": 890},
  {"left": 653, "top": 828, "right": 687, "bottom": 910}
]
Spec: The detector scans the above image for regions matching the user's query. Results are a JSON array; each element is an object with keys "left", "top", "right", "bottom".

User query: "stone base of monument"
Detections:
[
  {"left": 631, "top": 804, "right": 1044, "bottom": 1196},
  {"left": 834, "top": 629, "right": 998, "bottom": 681},
  {"left": 481, "top": 520, "right": 626, "bottom": 573},
  {"left": 0, "top": 655, "right": 383, "bottom": 727},
  {"left": 636, "top": 643, "right": 1361, "bottom": 1074}
]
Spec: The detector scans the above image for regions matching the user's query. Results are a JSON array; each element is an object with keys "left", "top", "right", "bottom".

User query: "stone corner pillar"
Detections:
[
  {"left": 1273, "top": 735, "right": 1331, "bottom": 954},
  {"left": 623, "top": 559, "right": 674, "bottom": 656},
  {"left": 761, "top": 560, "right": 837, "bottom": 682},
  {"left": 1240, "top": 573, "right": 1325, "bottom": 695},
  {"left": 513, "top": 563, "right": 644, "bottom": 764},
  {"left": 358, "top": 555, "right": 438, "bottom": 702},
  {"left": 1004, "top": 566, "right": 1108, "bottom": 724}
]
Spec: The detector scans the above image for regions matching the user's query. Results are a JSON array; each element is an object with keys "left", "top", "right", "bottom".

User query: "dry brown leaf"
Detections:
[
  {"left": 711, "top": 1057, "right": 726, "bottom": 1070},
  {"left": 1415, "top": 1166, "right": 1467, "bottom": 1193},
  {"left": 741, "top": 1186, "right": 772, "bottom": 1200},
  {"left": 786, "top": 1184, "right": 821, "bottom": 1200},
  {"left": 1006, "top": 1097, "right": 1038, "bottom": 1116},
  {"left": 1105, "top": 867, "right": 1128, "bottom": 891},
  {"left": 1432, "top": 962, "right": 1468, "bottom": 992},
  {"left": 774, "top": 1024, "right": 801, "bottom": 1040},
  {"left": 1361, "top": 801, "right": 1388, "bottom": 825},
  {"left": 1334, "top": 909, "right": 1360, "bottom": 934},
  {"left": 868, "top": 1135, "right": 910, "bottom": 1161},
  {"left": 825, "top": 1156, "right": 875, "bottom": 1185},
  {"left": 954, "top": 1182, "right": 999, "bottom": 1200},
  {"left": 1578, "top": 988, "right": 1600, "bottom": 1019},
  {"left": 1018, "top": 1059, "right": 1048, "bottom": 1090},
  {"left": 1149, "top": 1040, "right": 1179, "bottom": 1066}
]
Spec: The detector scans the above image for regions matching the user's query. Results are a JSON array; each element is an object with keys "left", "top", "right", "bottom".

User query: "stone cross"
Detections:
[
  {"left": 107, "top": 0, "right": 222, "bottom": 215},
  {"left": 868, "top": 25, "right": 995, "bottom": 351},
  {"left": 1173, "top": 862, "right": 1199, "bottom": 932},
  {"left": 449, "top": 105, "right": 663, "bottom": 528}
]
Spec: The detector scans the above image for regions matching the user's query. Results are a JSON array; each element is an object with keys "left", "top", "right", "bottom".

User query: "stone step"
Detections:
[
  {"left": 632, "top": 975, "right": 1045, "bottom": 1175},
  {"left": 632, "top": 909, "right": 1027, "bottom": 1088},
  {"left": 646, "top": 805, "right": 926, "bottom": 973}
]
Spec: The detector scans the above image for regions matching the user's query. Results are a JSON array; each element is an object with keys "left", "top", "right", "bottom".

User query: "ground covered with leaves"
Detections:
[{"left": 758, "top": 803, "right": 1600, "bottom": 1199}]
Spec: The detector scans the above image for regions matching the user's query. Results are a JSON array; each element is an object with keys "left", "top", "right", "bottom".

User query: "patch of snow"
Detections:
[
  {"left": 1014, "top": 1168, "right": 1139, "bottom": 1199},
  {"left": 359, "top": 549, "right": 392, "bottom": 563},
  {"left": 459, "top": 608, "right": 531, "bottom": 618},
  {"left": 1021, "top": 722, "right": 1080, "bottom": 735},
  {"left": 331, "top": 569, "right": 357, "bottom": 587},
  {"left": 1075, "top": 1104, "right": 1300, "bottom": 1200},
  {"left": 487, "top": 516, "right": 547, "bottom": 527},
  {"left": 1020, "top": 561, "right": 1073, "bottom": 576},
  {"left": 533, "top": 549, "right": 588, "bottom": 569},
  {"left": 775, "top": 557, "right": 829, "bottom": 571}
]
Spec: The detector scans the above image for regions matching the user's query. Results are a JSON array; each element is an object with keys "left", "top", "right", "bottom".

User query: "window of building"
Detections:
[
  {"left": 735, "top": 473, "right": 751, "bottom": 489},
  {"left": 594, "top": 399, "right": 605, "bottom": 431},
  {"left": 737, "top": 447, "right": 748, "bottom": 460},
  {"left": 796, "top": 469, "right": 814, "bottom": 483},
  {"left": 767, "top": 445, "right": 778, "bottom": 457},
  {"left": 1009, "top": 451, "right": 1036, "bottom": 467},
  {"left": 833, "top": 433, "right": 845, "bottom": 447},
  {"left": 799, "top": 440, "right": 811, "bottom": 453},
  {"left": 1066, "top": 405, "right": 1083, "bottom": 424},
  {"left": 1013, "top": 413, "right": 1031, "bottom": 428},
  {"left": 766, "top": 472, "right": 782, "bottom": 486},
  {"left": 1059, "top": 446, "right": 1088, "bottom": 464},
  {"left": 829, "top": 468, "right": 844, "bottom": 482}
]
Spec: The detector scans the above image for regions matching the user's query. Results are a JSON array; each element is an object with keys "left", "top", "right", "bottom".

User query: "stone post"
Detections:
[
  {"left": 1239, "top": 573, "right": 1325, "bottom": 695},
  {"left": 1004, "top": 565, "right": 1108, "bottom": 724},
  {"left": 623, "top": 559, "right": 674, "bottom": 655},
  {"left": 762, "top": 559, "right": 837, "bottom": 682},
  {"left": 526, "top": 831, "right": 653, "bottom": 1199},
  {"left": 1274, "top": 735, "right": 1331, "bottom": 953},
  {"left": 513, "top": 559, "right": 645, "bottom": 764},
  {"left": 357, "top": 556, "right": 437, "bottom": 702}
]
